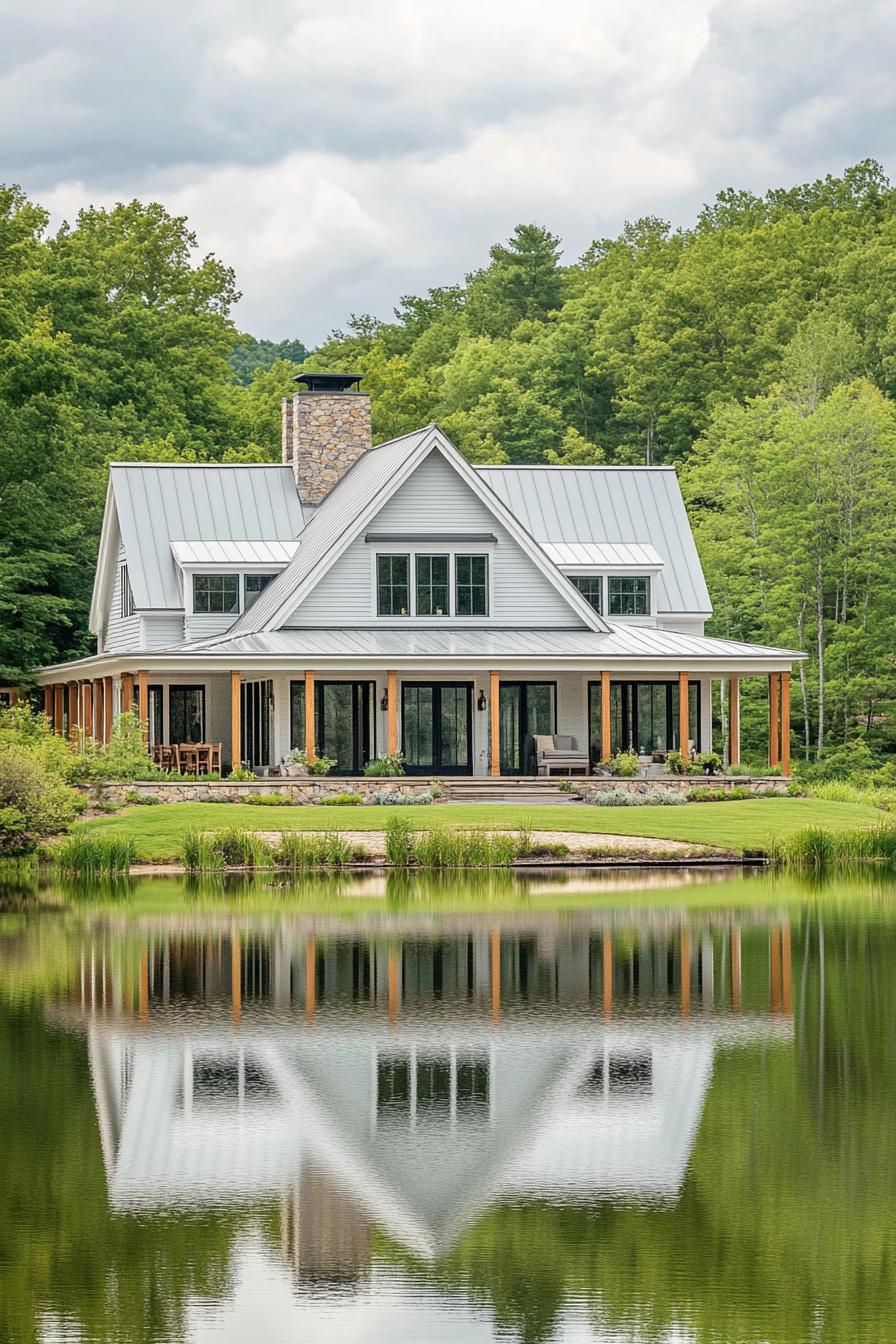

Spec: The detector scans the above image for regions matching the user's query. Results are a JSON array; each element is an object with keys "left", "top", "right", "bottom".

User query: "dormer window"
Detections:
[
  {"left": 120, "top": 564, "right": 135, "bottom": 618},
  {"left": 193, "top": 574, "right": 240, "bottom": 614},
  {"left": 569, "top": 575, "right": 602, "bottom": 615},
  {"left": 244, "top": 573, "right": 273, "bottom": 609},
  {"left": 608, "top": 576, "right": 650, "bottom": 616}
]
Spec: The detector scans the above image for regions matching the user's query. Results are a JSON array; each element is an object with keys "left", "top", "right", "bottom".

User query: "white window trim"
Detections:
[
  {"left": 558, "top": 568, "right": 659, "bottom": 623},
  {"left": 370, "top": 547, "right": 495, "bottom": 623}
]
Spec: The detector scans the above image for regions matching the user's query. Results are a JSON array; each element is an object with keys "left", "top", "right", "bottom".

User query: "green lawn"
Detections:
[{"left": 76, "top": 797, "right": 885, "bottom": 862}]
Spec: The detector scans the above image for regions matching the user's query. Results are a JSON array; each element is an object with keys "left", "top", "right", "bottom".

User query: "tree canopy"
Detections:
[{"left": 3, "top": 161, "right": 896, "bottom": 758}]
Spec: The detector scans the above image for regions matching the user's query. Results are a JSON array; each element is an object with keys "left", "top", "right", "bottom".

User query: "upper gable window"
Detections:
[
  {"left": 120, "top": 564, "right": 135, "bottom": 619},
  {"left": 569, "top": 575, "right": 602, "bottom": 615},
  {"left": 244, "top": 573, "right": 273, "bottom": 610},
  {"left": 194, "top": 574, "right": 240, "bottom": 614},
  {"left": 377, "top": 555, "right": 410, "bottom": 616},
  {"left": 608, "top": 576, "right": 650, "bottom": 616},
  {"left": 455, "top": 555, "right": 489, "bottom": 616},
  {"left": 416, "top": 554, "right": 450, "bottom": 617}
]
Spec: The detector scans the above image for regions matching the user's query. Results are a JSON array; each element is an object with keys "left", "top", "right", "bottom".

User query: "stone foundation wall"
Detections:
[
  {"left": 576, "top": 775, "right": 788, "bottom": 796},
  {"left": 95, "top": 777, "right": 435, "bottom": 805}
]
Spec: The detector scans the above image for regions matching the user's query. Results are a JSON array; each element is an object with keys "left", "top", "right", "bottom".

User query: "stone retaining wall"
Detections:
[{"left": 92, "top": 774, "right": 788, "bottom": 804}]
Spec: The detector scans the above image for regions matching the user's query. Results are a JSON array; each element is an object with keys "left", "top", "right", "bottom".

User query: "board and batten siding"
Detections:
[
  {"left": 103, "top": 545, "right": 142, "bottom": 652},
  {"left": 286, "top": 448, "right": 586, "bottom": 628}
]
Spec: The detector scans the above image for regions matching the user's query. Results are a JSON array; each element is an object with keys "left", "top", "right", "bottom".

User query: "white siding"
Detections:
[
  {"left": 142, "top": 615, "right": 185, "bottom": 649},
  {"left": 104, "top": 546, "right": 142, "bottom": 652},
  {"left": 184, "top": 612, "right": 241, "bottom": 643},
  {"left": 286, "top": 450, "right": 586, "bottom": 629}
]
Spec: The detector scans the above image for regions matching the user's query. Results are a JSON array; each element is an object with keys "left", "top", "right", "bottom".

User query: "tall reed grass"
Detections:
[
  {"left": 384, "top": 816, "right": 524, "bottom": 868},
  {"left": 276, "top": 830, "right": 358, "bottom": 869},
  {"left": 181, "top": 826, "right": 275, "bottom": 872},
  {"left": 53, "top": 833, "right": 136, "bottom": 876},
  {"left": 770, "top": 821, "right": 896, "bottom": 868}
]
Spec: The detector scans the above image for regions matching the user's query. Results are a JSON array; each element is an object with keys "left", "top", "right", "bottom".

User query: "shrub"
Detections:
[
  {"left": 0, "top": 744, "right": 84, "bottom": 853},
  {"left": 243, "top": 793, "right": 291, "bottom": 806},
  {"left": 314, "top": 792, "right": 363, "bottom": 806},
  {"left": 602, "top": 750, "right": 639, "bottom": 777},
  {"left": 664, "top": 750, "right": 691, "bottom": 776},
  {"left": 556, "top": 778, "right": 576, "bottom": 793},
  {"left": 524, "top": 840, "right": 571, "bottom": 858},
  {"left": 726, "top": 763, "right": 753, "bottom": 777},
  {"left": 288, "top": 749, "right": 337, "bottom": 776},
  {"left": 363, "top": 752, "right": 406, "bottom": 777},
  {"left": 385, "top": 815, "right": 415, "bottom": 866},
  {"left": 687, "top": 786, "right": 753, "bottom": 802},
  {"left": 0, "top": 704, "right": 88, "bottom": 784},
  {"left": 694, "top": 751, "right": 723, "bottom": 775},
  {"left": 227, "top": 766, "right": 256, "bottom": 782},
  {"left": 53, "top": 833, "right": 136, "bottom": 876},
  {"left": 580, "top": 785, "right": 685, "bottom": 807},
  {"left": 370, "top": 788, "right": 435, "bottom": 805},
  {"left": 87, "top": 712, "right": 165, "bottom": 782}
]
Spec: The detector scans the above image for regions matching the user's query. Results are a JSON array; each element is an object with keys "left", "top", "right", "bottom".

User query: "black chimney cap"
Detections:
[{"left": 294, "top": 372, "right": 364, "bottom": 393}]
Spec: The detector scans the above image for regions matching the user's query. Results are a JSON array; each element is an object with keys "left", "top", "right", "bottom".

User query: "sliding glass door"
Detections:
[
  {"left": 588, "top": 680, "right": 700, "bottom": 761},
  {"left": 499, "top": 682, "right": 557, "bottom": 775},
  {"left": 289, "top": 681, "right": 374, "bottom": 774},
  {"left": 402, "top": 683, "right": 473, "bottom": 775}
]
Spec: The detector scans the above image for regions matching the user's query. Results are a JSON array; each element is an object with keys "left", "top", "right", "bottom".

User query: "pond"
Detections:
[{"left": 1, "top": 865, "right": 894, "bottom": 1343}]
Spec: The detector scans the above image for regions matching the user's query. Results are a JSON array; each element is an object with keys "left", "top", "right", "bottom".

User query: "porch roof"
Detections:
[{"left": 174, "top": 622, "right": 803, "bottom": 667}]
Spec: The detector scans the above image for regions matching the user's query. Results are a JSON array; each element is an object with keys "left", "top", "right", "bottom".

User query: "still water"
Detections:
[{"left": 1, "top": 865, "right": 894, "bottom": 1344}]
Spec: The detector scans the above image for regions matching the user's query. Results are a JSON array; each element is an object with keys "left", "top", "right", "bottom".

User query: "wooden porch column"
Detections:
[
  {"left": 67, "top": 682, "right": 79, "bottom": 744},
  {"left": 489, "top": 670, "right": 500, "bottom": 777},
  {"left": 137, "top": 670, "right": 149, "bottom": 746},
  {"left": 781, "top": 924, "right": 792, "bottom": 1014},
  {"left": 600, "top": 670, "right": 611, "bottom": 761},
  {"left": 728, "top": 676, "right": 740, "bottom": 767},
  {"left": 93, "top": 679, "right": 103, "bottom": 744},
  {"left": 230, "top": 670, "right": 242, "bottom": 771},
  {"left": 104, "top": 675, "right": 113, "bottom": 743},
  {"left": 770, "top": 926, "right": 782, "bottom": 1014},
  {"left": 54, "top": 685, "right": 64, "bottom": 736},
  {"left": 768, "top": 672, "right": 780, "bottom": 769},
  {"left": 121, "top": 672, "right": 134, "bottom": 717},
  {"left": 780, "top": 671, "right": 791, "bottom": 777},
  {"left": 82, "top": 680, "right": 94, "bottom": 742},
  {"left": 43, "top": 686, "right": 53, "bottom": 721},
  {"left": 387, "top": 669, "right": 398, "bottom": 755},
  {"left": 678, "top": 671, "right": 690, "bottom": 755},
  {"left": 304, "top": 670, "right": 315, "bottom": 760}
]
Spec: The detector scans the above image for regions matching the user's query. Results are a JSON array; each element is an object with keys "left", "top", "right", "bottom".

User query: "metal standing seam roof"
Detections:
[
  {"left": 539, "top": 541, "right": 663, "bottom": 569},
  {"left": 176, "top": 623, "right": 802, "bottom": 663},
  {"left": 169, "top": 540, "right": 300, "bottom": 567},
  {"left": 478, "top": 467, "right": 712, "bottom": 615},
  {"left": 110, "top": 464, "right": 306, "bottom": 610}
]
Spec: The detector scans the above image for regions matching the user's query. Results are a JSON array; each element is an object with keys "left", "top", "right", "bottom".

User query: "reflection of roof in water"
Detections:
[{"left": 88, "top": 1015, "right": 790, "bottom": 1259}]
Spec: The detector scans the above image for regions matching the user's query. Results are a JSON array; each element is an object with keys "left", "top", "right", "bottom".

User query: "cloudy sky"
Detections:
[{"left": 3, "top": 0, "right": 895, "bottom": 342}]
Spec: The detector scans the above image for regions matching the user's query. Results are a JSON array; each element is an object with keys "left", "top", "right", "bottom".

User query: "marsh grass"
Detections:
[
  {"left": 386, "top": 818, "right": 523, "bottom": 868},
  {"left": 53, "top": 833, "right": 136, "bottom": 876},
  {"left": 771, "top": 821, "right": 896, "bottom": 868},
  {"left": 276, "top": 830, "right": 359, "bottom": 869},
  {"left": 181, "top": 827, "right": 275, "bottom": 872}
]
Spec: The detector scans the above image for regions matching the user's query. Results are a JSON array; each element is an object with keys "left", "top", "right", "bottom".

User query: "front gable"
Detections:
[{"left": 277, "top": 435, "right": 607, "bottom": 631}]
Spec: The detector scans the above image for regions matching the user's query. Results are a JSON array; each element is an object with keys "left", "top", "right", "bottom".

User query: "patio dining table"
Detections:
[{"left": 176, "top": 743, "right": 221, "bottom": 776}]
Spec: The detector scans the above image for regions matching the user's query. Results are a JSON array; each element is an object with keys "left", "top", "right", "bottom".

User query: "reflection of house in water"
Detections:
[{"left": 61, "top": 915, "right": 794, "bottom": 1268}]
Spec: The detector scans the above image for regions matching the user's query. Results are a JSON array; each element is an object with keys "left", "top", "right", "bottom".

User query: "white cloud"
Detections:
[{"left": 6, "top": 0, "right": 896, "bottom": 339}]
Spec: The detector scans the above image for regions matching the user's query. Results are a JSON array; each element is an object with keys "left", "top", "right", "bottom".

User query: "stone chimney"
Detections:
[{"left": 281, "top": 372, "right": 372, "bottom": 507}]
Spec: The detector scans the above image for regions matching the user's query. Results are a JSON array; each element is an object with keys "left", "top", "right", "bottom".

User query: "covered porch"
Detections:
[{"left": 37, "top": 660, "right": 794, "bottom": 778}]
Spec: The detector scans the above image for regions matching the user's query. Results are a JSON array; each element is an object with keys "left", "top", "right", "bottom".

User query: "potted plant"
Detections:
[{"left": 695, "top": 750, "right": 723, "bottom": 776}]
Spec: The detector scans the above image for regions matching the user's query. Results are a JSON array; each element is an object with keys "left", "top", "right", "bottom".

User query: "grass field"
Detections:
[{"left": 75, "top": 797, "right": 884, "bottom": 862}]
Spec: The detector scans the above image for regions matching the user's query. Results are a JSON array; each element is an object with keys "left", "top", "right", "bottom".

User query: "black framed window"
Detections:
[
  {"left": 244, "top": 574, "right": 273, "bottom": 609},
  {"left": 169, "top": 685, "right": 206, "bottom": 744},
  {"left": 608, "top": 576, "right": 650, "bottom": 616},
  {"left": 120, "top": 565, "right": 135, "bottom": 618},
  {"left": 377, "top": 555, "right": 410, "bottom": 616},
  {"left": 416, "top": 555, "right": 449, "bottom": 616},
  {"left": 455, "top": 554, "right": 489, "bottom": 616},
  {"left": 570, "top": 575, "right": 602, "bottom": 614},
  {"left": 193, "top": 574, "right": 240, "bottom": 614}
]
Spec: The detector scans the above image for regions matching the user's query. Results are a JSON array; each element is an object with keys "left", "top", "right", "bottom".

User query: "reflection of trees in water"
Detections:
[{"left": 0, "top": 1010, "right": 243, "bottom": 1344}]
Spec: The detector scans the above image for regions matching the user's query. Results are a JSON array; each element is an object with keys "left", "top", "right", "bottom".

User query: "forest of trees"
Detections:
[{"left": 2, "top": 161, "right": 896, "bottom": 762}]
